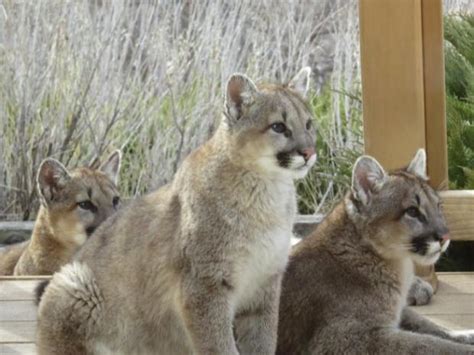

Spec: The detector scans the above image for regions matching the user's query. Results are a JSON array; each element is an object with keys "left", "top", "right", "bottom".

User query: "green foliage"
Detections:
[
  {"left": 444, "top": 14, "right": 474, "bottom": 190},
  {"left": 297, "top": 87, "right": 363, "bottom": 214},
  {"left": 437, "top": 14, "right": 474, "bottom": 272}
]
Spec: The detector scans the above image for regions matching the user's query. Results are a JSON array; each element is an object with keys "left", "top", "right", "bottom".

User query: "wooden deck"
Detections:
[{"left": 0, "top": 273, "right": 473, "bottom": 354}]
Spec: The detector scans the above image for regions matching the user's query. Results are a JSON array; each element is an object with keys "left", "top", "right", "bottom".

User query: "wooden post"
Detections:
[{"left": 359, "top": 0, "right": 447, "bottom": 289}]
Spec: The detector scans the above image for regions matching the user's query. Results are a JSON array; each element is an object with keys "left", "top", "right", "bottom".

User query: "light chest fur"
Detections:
[
  {"left": 233, "top": 225, "right": 292, "bottom": 310},
  {"left": 393, "top": 257, "right": 414, "bottom": 322},
  {"left": 234, "top": 178, "right": 295, "bottom": 307},
  {"left": 193, "top": 170, "right": 296, "bottom": 311}
]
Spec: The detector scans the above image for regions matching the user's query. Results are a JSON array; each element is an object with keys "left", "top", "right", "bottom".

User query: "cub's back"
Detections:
[
  {"left": 73, "top": 184, "right": 181, "bottom": 293},
  {"left": 0, "top": 242, "right": 28, "bottom": 275}
]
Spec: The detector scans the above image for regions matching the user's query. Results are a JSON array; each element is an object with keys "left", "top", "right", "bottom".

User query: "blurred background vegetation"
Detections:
[
  {"left": 0, "top": 0, "right": 363, "bottom": 220},
  {"left": 437, "top": 12, "right": 474, "bottom": 271},
  {"left": 0, "top": 1, "right": 472, "bottom": 270}
]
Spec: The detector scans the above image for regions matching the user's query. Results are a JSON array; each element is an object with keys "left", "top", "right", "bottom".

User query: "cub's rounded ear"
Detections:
[
  {"left": 99, "top": 149, "right": 122, "bottom": 185},
  {"left": 224, "top": 73, "right": 259, "bottom": 121},
  {"left": 288, "top": 67, "right": 311, "bottom": 99},
  {"left": 407, "top": 148, "right": 427, "bottom": 180},
  {"left": 351, "top": 155, "right": 387, "bottom": 205},
  {"left": 37, "top": 158, "right": 71, "bottom": 203}
]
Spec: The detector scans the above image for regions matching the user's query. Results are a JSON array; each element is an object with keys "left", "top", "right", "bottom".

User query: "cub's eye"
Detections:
[
  {"left": 113, "top": 196, "right": 120, "bottom": 207},
  {"left": 306, "top": 120, "right": 312, "bottom": 130},
  {"left": 405, "top": 206, "right": 420, "bottom": 219},
  {"left": 271, "top": 122, "right": 287, "bottom": 134},
  {"left": 78, "top": 201, "right": 96, "bottom": 212}
]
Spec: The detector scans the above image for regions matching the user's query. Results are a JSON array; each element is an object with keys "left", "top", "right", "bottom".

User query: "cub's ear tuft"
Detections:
[
  {"left": 351, "top": 155, "right": 387, "bottom": 205},
  {"left": 407, "top": 148, "right": 427, "bottom": 180},
  {"left": 37, "top": 158, "right": 71, "bottom": 203},
  {"left": 224, "top": 73, "right": 259, "bottom": 121},
  {"left": 288, "top": 67, "right": 312, "bottom": 98},
  {"left": 99, "top": 149, "right": 122, "bottom": 185}
]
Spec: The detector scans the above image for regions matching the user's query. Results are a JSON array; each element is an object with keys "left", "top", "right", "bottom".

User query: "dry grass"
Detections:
[
  {"left": 0, "top": 0, "right": 469, "bottom": 220},
  {"left": 0, "top": 0, "right": 364, "bottom": 219}
]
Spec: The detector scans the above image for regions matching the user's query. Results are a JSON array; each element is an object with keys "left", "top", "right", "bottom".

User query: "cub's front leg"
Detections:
[
  {"left": 234, "top": 274, "right": 282, "bottom": 355},
  {"left": 180, "top": 272, "right": 239, "bottom": 355},
  {"left": 401, "top": 307, "right": 474, "bottom": 345}
]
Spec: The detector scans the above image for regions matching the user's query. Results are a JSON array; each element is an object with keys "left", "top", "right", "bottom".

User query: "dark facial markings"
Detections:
[
  {"left": 411, "top": 235, "right": 430, "bottom": 255},
  {"left": 276, "top": 152, "right": 291, "bottom": 168}
]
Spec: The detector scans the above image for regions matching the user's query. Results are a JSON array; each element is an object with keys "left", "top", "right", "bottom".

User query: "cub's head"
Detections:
[
  {"left": 222, "top": 67, "right": 317, "bottom": 179},
  {"left": 37, "top": 150, "right": 122, "bottom": 243},
  {"left": 348, "top": 149, "right": 449, "bottom": 266}
]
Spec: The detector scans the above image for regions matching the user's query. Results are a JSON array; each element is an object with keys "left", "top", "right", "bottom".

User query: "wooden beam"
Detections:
[
  {"left": 359, "top": 0, "right": 448, "bottom": 188},
  {"left": 440, "top": 190, "right": 474, "bottom": 241},
  {"left": 359, "top": 0, "right": 426, "bottom": 169},
  {"left": 421, "top": 0, "right": 448, "bottom": 189}
]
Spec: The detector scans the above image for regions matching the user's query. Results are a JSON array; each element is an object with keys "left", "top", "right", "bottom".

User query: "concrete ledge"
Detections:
[
  {"left": 0, "top": 222, "right": 35, "bottom": 245},
  {"left": 0, "top": 215, "right": 323, "bottom": 246}
]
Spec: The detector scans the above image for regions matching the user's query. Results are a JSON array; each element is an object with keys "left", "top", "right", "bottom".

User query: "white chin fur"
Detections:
[
  {"left": 255, "top": 154, "right": 316, "bottom": 179},
  {"left": 441, "top": 239, "right": 450, "bottom": 252},
  {"left": 411, "top": 240, "right": 449, "bottom": 266},
  {"left": 289, "top": 154, "right": 317, "bottom": 179}
]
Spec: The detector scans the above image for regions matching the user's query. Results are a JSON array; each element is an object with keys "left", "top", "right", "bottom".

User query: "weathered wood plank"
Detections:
[
  {"left": 0, "top": 343, "right": 36, "bottom": 355},
  {"left": 414, "top": 294, "right": 474, "bottom": 315},
  {"left": 436, "top": 273, "right": 474, "bottom": 294},
  {"left": 0, "top": 276, "right": 51, "bottom": 281},
  {"left": 0, "top": 321, "right": 36, "bottom": 343},
  {"left": 0, "top": 280, "right": 47, "bottom": 301},
  {"left": 416, "top": 315, "right": 474, "bottom": 331},
  {"left": 0, "top": 301, "right": 37, "bottom": 322},
  {"left": 440, "top": 190, "right": 474, "bottom": 241}
]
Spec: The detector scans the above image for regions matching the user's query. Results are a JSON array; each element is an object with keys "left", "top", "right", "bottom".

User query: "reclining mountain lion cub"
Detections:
[
  {"left": 277, "top": 149, "right": 474, "bottom": 354},
  {"left": 0, "top": 151, "right": 121, "bottom": 276},
  {"left": 36, "top": 68, "right": 317, "bottom": 355}
]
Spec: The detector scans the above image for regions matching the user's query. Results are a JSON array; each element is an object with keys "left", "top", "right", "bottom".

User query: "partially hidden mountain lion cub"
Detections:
[
  {"left": 0, "top": 150, "right": 121, "bottom": 276},
  {"left": 36, "top": 68, "right": 317, "bottom": 355},
  {"left": 277, "top": 149, "right": 474, "bottom": 354}
]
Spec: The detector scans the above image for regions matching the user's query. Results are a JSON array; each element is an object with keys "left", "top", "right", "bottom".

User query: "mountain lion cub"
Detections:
[
  {"left": 277, "top": 149, "right": 474, "bottom": 354},
  {"left": 37, "top": 68, "right": 317, "bottom": 355},
  {"left": 0, "top": 151, "right": 121, "bottom": 276}
]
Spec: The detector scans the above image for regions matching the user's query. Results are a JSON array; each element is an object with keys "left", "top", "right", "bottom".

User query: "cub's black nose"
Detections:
[{"left": 86, "top": 226, "right": 96, "bottom": 236}]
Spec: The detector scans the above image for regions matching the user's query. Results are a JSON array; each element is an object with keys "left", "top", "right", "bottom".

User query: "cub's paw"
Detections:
[{"left": 407, "top": 276, "right": 433, "bottom": 306}]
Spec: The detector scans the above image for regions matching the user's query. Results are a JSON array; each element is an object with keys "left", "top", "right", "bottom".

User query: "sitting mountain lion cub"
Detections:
[
  {"left": 0, "top": 151, "right": 121, "bottom": 276},
  {"left": 37, "top": 68, "right": 317, "bottom": 355},
  {"left": 277, "top": 149, "right": 474, "bottom": 354}
]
